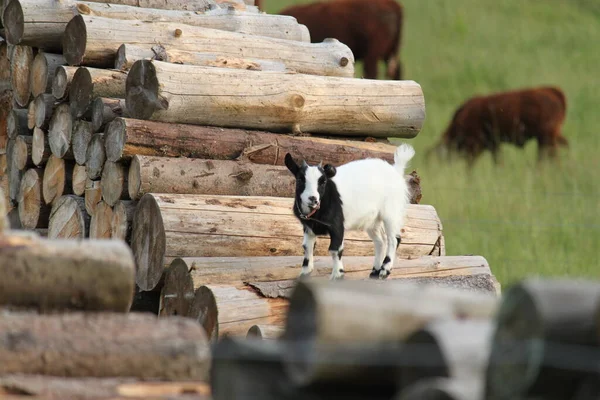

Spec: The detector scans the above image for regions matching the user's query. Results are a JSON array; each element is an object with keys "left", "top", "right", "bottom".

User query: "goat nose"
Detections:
[{"left": 308, "top": 196, "right": 317, "bottom": 203}]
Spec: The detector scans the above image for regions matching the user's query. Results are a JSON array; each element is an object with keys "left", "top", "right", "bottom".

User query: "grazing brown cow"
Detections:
[
  {"left": 427, "top": 86, "right": 568, "bottom": 168},
  {"left": 278, "top": 0, "right": 404, "bottom": 80}
]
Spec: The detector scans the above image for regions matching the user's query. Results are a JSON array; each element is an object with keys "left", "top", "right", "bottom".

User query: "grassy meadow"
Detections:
[{"left": 264, "top": 0, "right": 600, "bottom": 286}]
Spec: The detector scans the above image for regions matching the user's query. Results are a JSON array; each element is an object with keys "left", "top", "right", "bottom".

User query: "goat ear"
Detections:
[
  {"left": 323, "top": 164, "right": 336, "bottom": 178},
  {"left": 284, "top": 153, "right": 299, "bottom": 175}
]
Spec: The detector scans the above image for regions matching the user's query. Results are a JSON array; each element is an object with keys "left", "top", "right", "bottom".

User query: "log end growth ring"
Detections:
[
  {"left": 3, "top": 0, "right": 24, "bottom": 46},
  {"left": 63, "top": 15, "right": 88, "bottom": 66},
  {"left": 126, "top": 60, "right": 161, "bottom": 120}
]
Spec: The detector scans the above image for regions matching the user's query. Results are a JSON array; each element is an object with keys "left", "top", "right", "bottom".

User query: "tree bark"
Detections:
[
  {"left": 89, "top": 200, "right": 113, "bottom": 239},
  {"left": 69, "top": 66, "right": 128, "bottom": 119},
  {"left": 75, "top": 2, "right": 308, "bottom": 42},
  {"left": 485, "top": 278, "right": 600, "bottom": 400},
  {"left": 42, "top": 154, "right": 73, "bottom": 205},
  {"left": 84, "top": 177, "right": 102, "bottom": 215},
  {"left": 30, "top": 51, "right": 66, "bottom": 97},
  {"left": 0, "top": 310, "right": 211, "bottom": 380},
  {"left": 17, "top": 167, "right": 50, "bottom": 229},
  {"left": 9, "top": 44, "right": 35, "bottom": 107},
  {"left": 111, "top": 199, "right": 135, "bottom": 242},
  {"left": 282, "top": 279, "right": 499, "bottom": 386},
  {"left": 52, "top": 65, "right": 78, "bottom": 101},
  {"left": 0, "top": 231, "right": 135, "bottom": 312},
  {"left": 63, "top": 15, "right": 353, "bottom": 77},
  {"left": 159, "top": 257, "right": 195, "bottom": 318},
  {"left": 86, "top": 132, "right": 105, "bottom": 179},
  {"left": 12, "top": 134, "right": 33, "bottom": 170},
  {"left": 126, "top": 60, "right": 423, "bottom": 138},
  {"left": 71, "top": 119, "right": 93, "bottom": 165},
  {"left": 31, "top": 126, "right": 50, "bottom": 166},
  {"left": 48, "top": 194, "right": 90, "bottom": 238},
  {"left": 7, "top": 107, "right": 29, "bottom": 140},
  {"left": 131, "top": 193, "right": 444, "bottom": 291},
  {"left": 33, "top": 92, "right": 58, "bottom": 129},
  {"left": 115, "top": 44, "right": 288, "bottom": 72},
  {"left": 91, "top": 97, "right": 128, "bottom": 133},
  {"left": 247, "top": 324, "right": 284, "bottom": 340},
  {"left": 48, "top": 103, "right": 73, "bottom": 158},
  {"left": 101, "top": 160, "right": 128, "bottom": 206},
  {"left": 398, "top": 378, "right": 481, "bottom": 400},
  {"left": 104, "top": 117, "right": 399, "bottom": 166},
  {"left": 71, "top": 163, "right": 87, "bottom": 195}
]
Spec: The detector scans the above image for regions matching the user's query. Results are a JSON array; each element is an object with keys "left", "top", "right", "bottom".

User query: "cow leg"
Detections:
[{"left": 300, "top": 227, "right": 317, "bottom": 278}]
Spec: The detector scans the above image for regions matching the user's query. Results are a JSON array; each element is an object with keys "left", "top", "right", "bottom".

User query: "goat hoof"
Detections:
[
  {"left": 369, "top": 269, "right": 380, "bottom": 279},
  {"left": 379, "top": 270, "right": 390, "bottom": 280}
]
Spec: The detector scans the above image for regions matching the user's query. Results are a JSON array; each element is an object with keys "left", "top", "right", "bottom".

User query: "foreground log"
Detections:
[
  {"left": 48, "top": 103, "right": 73, "bottom": 158},
  {"left": 126, "top": 60, "right": 423, "bottom": 138},
  {"left": 17, "top": 167, "right": 50, "bottom": 229},
  {"left": 10, "top": 44, "right": 35, "bottom": 107},
  {"left": 131, "top": 194, "right": 443, "bottom": 291},
  {"left": 31, "top": 127, "right": 50, "bottom": 166},
  {"left": 71, "top": 163, "right": 87, "bottom": 195},
  {"left": 111, "top": 199, "right": 135, "bottom": 242},
  {"left": 91, "top": 97, "right": 128, "bottom": 133},
  {"left": 159, "top": 258, "right": 195, "bottom": 317},
  {"left": 89, "top": 200, "right": 113, "bottom": 239},
  {"left": 69, "top": 67, "right": 128, "bottom": 118},
  {"left": 247, "top": 324, "right": 284, "bottom": 340},
  {"left": 101, "top": 160, "right": 128, "bottom": 206},
  {"left": 42, "top": 155, "right": 73, "bottom": 205},
  {"left": 0, "top": 232, "right": 135, "bottom": 312},
  {"left": 86, "top": 132, "right": 105, "bottom": 179},
  {"left": 7, "top": 107, "right": 29, "bottom": 140},
  {"left": 104, "top": 117, "right": 398, "bottom": 165},
  {"left": 48, "top": 194, "right": 90, "bottom": 238},
  {"left": 84, "top": 178, "right": 102, "bottom": 215},
  {"left": 398, "top": 378, "right": 481, "bottom": 400},
  {"left": 71, "top": 119, "right": 93, "bottom": 165},
  {"left": 485, "top": 278, "right": 600, "bottom": 400},
  {"left": 52, "top": 65, "right": 78, "bottom": 101},
  {"left": 115, "top": 44, "right": 288, "bottom": 72},
  {"left": 30, "top": 52, "right": 66, "bottom": 97},
  {"left": 282, "top": 279, "right": 499, "bottom": 386},
  {"left": 63, "top": 15, "right": 353, "bottom": 77},
  {"left": 0, "top": 311, "right": 211, "bottom": 380}
]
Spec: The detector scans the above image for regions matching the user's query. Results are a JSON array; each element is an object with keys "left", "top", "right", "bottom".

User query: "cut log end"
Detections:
[
  {"left": 17, "top": 168, "right": 47, "bottom": 229},
  {"left": 52, "top": 66, "right": 72, "bottom": 101},
  {"left": 126, "top": 60, "right": 161, "bottom": 120},
  {"left": 188, "top": 286, "right": 219, "bottom": 342},
  {"left": 90, "top": 200, "right": 113, "bottom": 239},
  {"left": 13, "top": 135, "right": 32, "bottom": 170},
  {"left": 42, "top": 155, "right": 68, "bottom": 205},
  {"left": 48, "top": 103, "right": 73, "bottom": 158},
  {"left": 69, "top": 67, "right": 93, "bottom": 119},
  {"left": 128, "top": 154, "right": 142, "bottom": 199},
  {"left": 159, "top": 259, "right": 195, "bottom": 318},
  {"left": 2, "top": 0, "right": 24, "bottom": 47},
  {"left": 105, "top": 118, "right": 127, "bottom": 162},
  {"left": 32, "top": 127, "right": 50, "bottom": 167},
  {"left": 10, "top": 44, "right": 34, "bottom": 107},
  {"left": 72, "top": 119, "right": 93, "bottom": 165},
  {"left": 48, "top": 194, "right": 89, "bottom": 239},
  {"left": 101, "top": 161, "right": 127, "bottom": 206},
  {"left": 86, "top": 133, "right": 106, "bottom": 180},
  {"left": 72, "top": 164, "right": 88, "bottom": 196},
  {"left": 111, "top": 199, "right": 134, "bottom": 242},
  {"left": 63, "top": 15, "right": 87, "bottom": 67}
]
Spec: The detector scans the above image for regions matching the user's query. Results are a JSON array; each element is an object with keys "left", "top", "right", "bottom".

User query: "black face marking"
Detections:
[{"left": 302, "top": 258, "right": 309, "bottom": 267}]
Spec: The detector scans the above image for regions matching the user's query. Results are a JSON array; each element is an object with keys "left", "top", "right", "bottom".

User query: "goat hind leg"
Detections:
[
  {"left": 367, "top": 224, "right": 386, "bottom": 279},
  {"left": 379, "top": 220, "right": 401, "bottom": 279}
]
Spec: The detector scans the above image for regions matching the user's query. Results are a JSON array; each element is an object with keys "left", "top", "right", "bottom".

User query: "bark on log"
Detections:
[
  {"left": 31, "top": 127, "right": 50, "bottom": 166},
  {"left": 33, "top": 92, "right": 58, "bottom": 129},
  {"left": 101, "top": 160, "right": 128, "bottom": 206},
  {"left": 0, "top": 41, "right": 10, "bottom": 93},
  {"left": 75, "top": 2, "right": 308, "bottom": 42},
  {"left": 17, "top": 167, "right": 50, "bottom": 229},
  {"left": 69, "top": 66, "right": 128, "bottom": 119},
  {"left": 12, "top": 134, "right": 33, "bottom": 170},
  {"left": 52, "top": 65, "right": 78, "bottom": 101},
  {"left": 48, "top": 103, "right": 73, "bottom": 158},
  {"left": 86, "top": 132, "right": 105, "bottom": 179},
  {"left": 111, "top": 199, "right": 135, "bottom": 242},
  {"left": 71, "top": 162, "right": 87, "bottom": 195},
  {"left": 84, "top": 177, "right": 102, "bottom": 215},
  {"left": 9, "top": 44, "right": 34, "bottom": 107},
  {"left": 115, "top": 44, "right": 288, "bottom": 72},
  {"left": 0, "top": 232, "right": 135, "bottom": 312},
  {"left": 91, "top": 97, "right": 128, "bottom": 133},
  {"left": 7, "top": 107, "right": 29, "bottom": 139},
  {"left": 247, "top": 324, "right": 284, "bottom": 340},
  {"left": 42, "top": 154, "right": 73, "bottom": 205},
  {"left": 63, "top": 15, "right": 353, "bottom": 77},
  {"left": 30, "top": 52, "right": 66, "bottom": 97},
  {"left": 104, "top": 117, "right": 399, "bottom": 166},
  {"left": 159, "top": 257, "right": 195, "bottom": 317},
  {"left": 0, "top": 91, "right": 13, "bottom": 153},
  {"left": 71, "top": 119, "right": 93, "bottom": 165},
  {"left": 485, "top": 278, "right": 600, "bottom": 400},
  {"left": 282, "top": 279, "right": 499, "bottom": 386},
  {"left": 89, "top": 200, "right": 113, "bottom": 239},
  {"left": 48, "top": 194, "right": 90, "bottom": 238},
  {"left": 131, "top": 194, "right": 444, "bottom": 291},
  {"left": 398, "top": 378, "right": 481, "bottom": 400},
  {"left": 126, "top": 60, "right": 423, "bottom": 138},
  {"left": 0, "top": 311, "right": 211, "bottom": 380}
]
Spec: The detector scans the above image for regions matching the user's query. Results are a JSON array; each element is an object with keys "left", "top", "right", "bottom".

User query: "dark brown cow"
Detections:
[
  {"left": 427, "top": 86, "right": 568, "bottom": 168},
  {"left": 278, "top": 0, "right": 404, "bottom": 80}
]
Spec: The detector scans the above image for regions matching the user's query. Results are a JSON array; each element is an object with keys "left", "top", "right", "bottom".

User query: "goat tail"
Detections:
[{"left": 393, "top": 143, "right": 415, "bottom": 176}]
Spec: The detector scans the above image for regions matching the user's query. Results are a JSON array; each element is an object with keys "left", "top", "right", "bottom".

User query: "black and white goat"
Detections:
[{"left": 284, "top": 143, "right": 415, "bottom": 280}]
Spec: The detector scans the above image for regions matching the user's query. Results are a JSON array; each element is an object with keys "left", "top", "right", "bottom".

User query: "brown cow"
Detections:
[
  {"left": 426, "top": 86, "right": 568, "bottom": 168},
  {"left": 278, "top": 0, "right": 404, "bottom": 80}
]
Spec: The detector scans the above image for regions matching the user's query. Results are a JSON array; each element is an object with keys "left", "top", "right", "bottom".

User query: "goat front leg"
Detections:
[
  {"left": 328, "top": 231, "right": 345, "bottom": 281},
  {"left": 300, "top": 227, "right": 317, "bottom": 278}
]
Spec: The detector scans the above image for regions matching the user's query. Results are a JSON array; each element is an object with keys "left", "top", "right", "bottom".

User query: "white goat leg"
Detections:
[
  {"left": 329, "top": 244, "right": 345, "bottom": 280},
  {"left": 379, "top": 219, "right": 402, "bottom": 279},
  {"left": 367, "top": 224, "right": 386, "bottom": 275},
  {"left": 300, "top": 228, "right": 317, "bottom": 277}
]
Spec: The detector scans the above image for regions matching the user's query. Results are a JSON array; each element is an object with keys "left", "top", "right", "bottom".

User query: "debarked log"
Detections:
[
  {"left": 17, "top": 167, "right": 50, "bottom": 229},
  {"left": 125, "top": 60, "right": 423, "bottom": 138},
  {"left": 69, "top": 66, "right": 128, "bottom": 119},
  {"left": 47, "top": 194, "right": 90, "bottom": 239}
]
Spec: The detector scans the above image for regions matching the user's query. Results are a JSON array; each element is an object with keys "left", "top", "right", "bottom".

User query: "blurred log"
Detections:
[
  {"left": 42, "top": 155, "right": 73, "bottom": 205},
  {"left": 247, "top": 324, "right": 284, "bottom": 340},
  {"left": 111, "top": 199, "right": 135, "bottom": 242},
  {"left": 115, "top": 44, "right": 287, "bottom": 72},
  {"left": 131, "top": 194, "right": 443, "bottom": 291},
  {"left": 9, "top": 44, "right": 34, "bottom": 107},
  {"left": 159, "top": 258, "right": 195, "bottom": 317},
  {"left": 12, "top": 134, "right": 33, "bottom": 170},
  {"left": 282, "top": 279, "right": 499, "bottom": 386},
  {"left": 52, "top": 65, "right": 78, "bottom": 101},
  {"left": 63, "top": 15, "right": 353, "bottom": 76},
  {"left": 126, "top": 60, "right": 423, "bottom": 138},
  {"left": 0, "top": 179, "right": 9, "bottom": 232},
  {"left": 104, "top": 117, "right": 398, "bottom": 165},
  {"left": 7, "top": 107, "right": 28, "bottom": 140},
  {"left": 48, "top": 194, "right": 89, "bottom": 239},
  {"left": 86, "top": 132, "right": 105, "bottom": 179},
  {"left": 89, "top": 200, "right": 113, "bottom": 239},
  {"left": 69, "top": 67, "right": 128, "bottom": 119},
  {"left": 71, "top": 163, "right": 87, "bottom": 195},
  {"left": 101, "top": 160, "right": 128, "bottom": 206},
  {"left": 485, "top": 278, "right": 600, "bottom": 400},
  {"left": 17, "top": 167, "right": 50, "bottom": 229},
  {"left": 91, "top": 97, "right": 128, "bottom": 133},
  {"left": 84, "top": 177, "right": 102, "bottom": 215},
  {"left": 0, "top": 232, "right": 135, "bottom": 312},
  {"left": 30, "top": 52, "right": 66, "bottom": 97},
  {"left": 33, "top": 93, "right": 58, "bottom": 129},
  {"left": 47, "top": 103, "right": 73, "bottom": 158},
  {"left": 71, "top": 119, "right": 93, "bottom": 165},
  {"left": 31, "top": 127, "right": 50, "bottom": 166},
  {"left": 0, "top": 311, "right": 211, "bottom": 380},
  {"left": 84, "top": 0, "right": 216, "bottom": 10},
  {"left": 397, "top": 378, "right": 481, "bottom": 400}
]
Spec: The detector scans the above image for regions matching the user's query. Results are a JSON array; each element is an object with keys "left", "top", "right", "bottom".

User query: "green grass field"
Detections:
[{"left": 264, "top": 0, "right": 600, "bottom": 287}]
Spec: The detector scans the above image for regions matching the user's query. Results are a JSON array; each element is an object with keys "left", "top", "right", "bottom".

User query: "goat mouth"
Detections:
[{"left": 298, "top": 202, "right": 320, "bottom": 219}]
